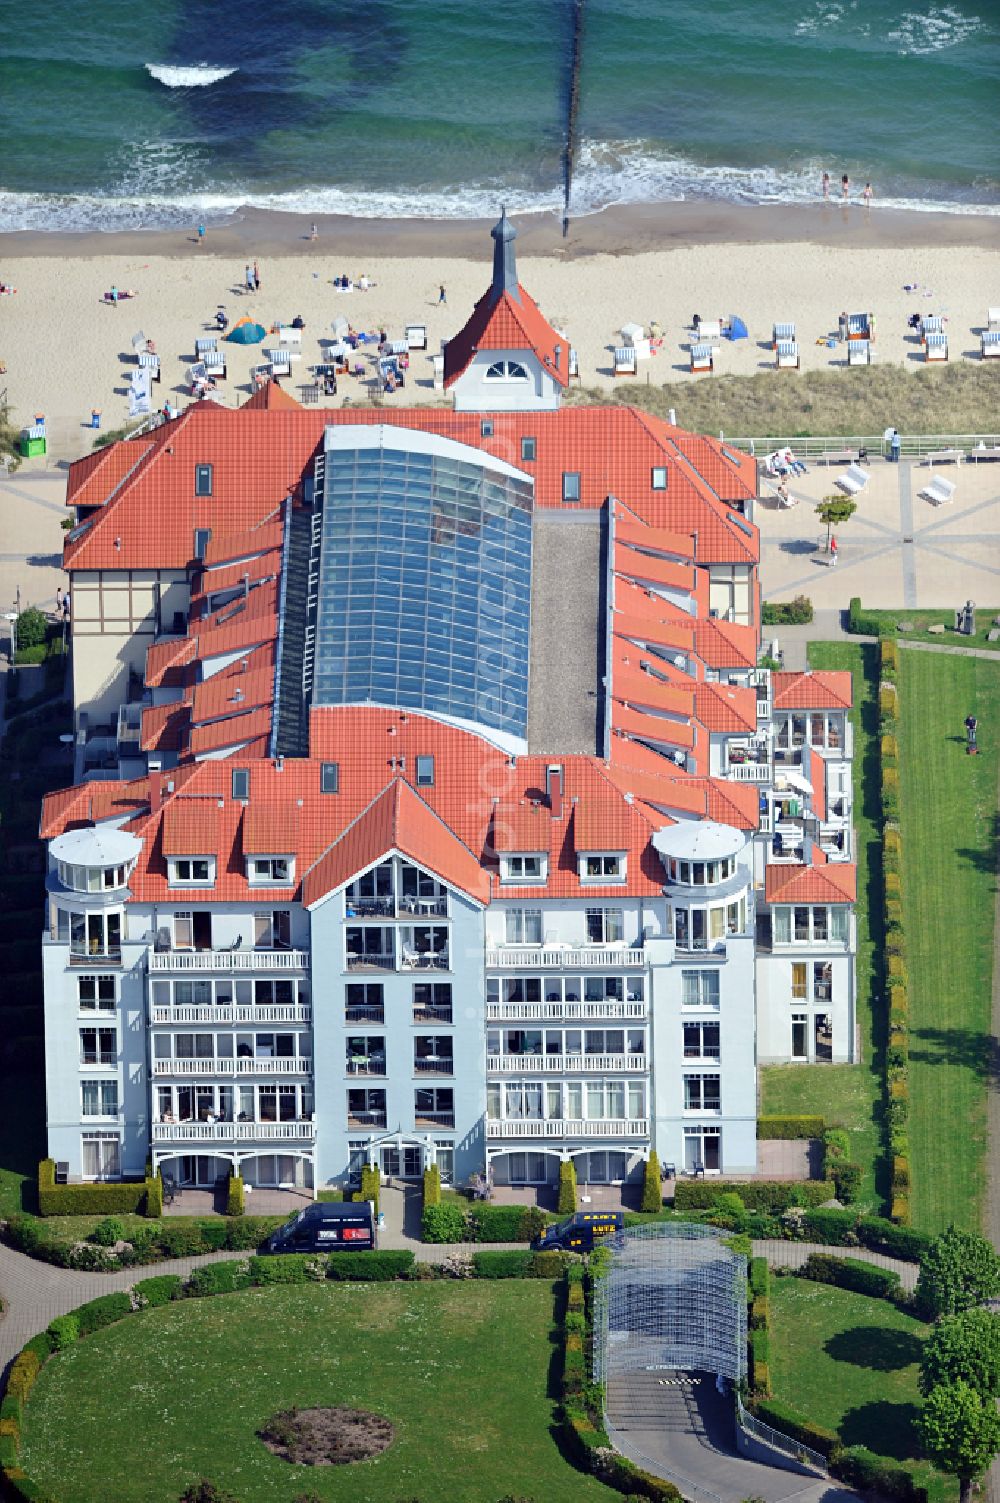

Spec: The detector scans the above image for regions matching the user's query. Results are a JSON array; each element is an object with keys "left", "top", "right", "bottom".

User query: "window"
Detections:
[
  {"left": 415, "top": 1087, "right": 454, "bottom": 1125},
  {"left": 682, "top": 971, "right": 721, "bottom": 1008},
  {"left": 321, "top": 762, "right": 339, "bottom": 794},
  {"left": 249, "top": 856, "right": 293, "bottom": 884},
  {"left": 651, "top": 466, "right": 668, "bottom": 491},
  {"left": 582, "top": 854, "right": 623, "bottom": 881},
  {"left": 173, "top": 911, "right": 194, "bottom": 950},
  {"left": 194, "top": 527, "right": 211, "bottom": 560},
  {"left": 586, "top": 908, "right": 623, "bottom": 944},
  {"left": 170, "top": 858, "right": 212, "bottom": 884},
  {"left": 347, "top": 1088, "right": 387, "bottom": 1125},
  {"left": 562, "top": 472, "right": 581, "bottom": 503},
  {"left": 80, "top": 1028, "right": 116, "bottom": 1066},
  {"left": 254, "top": 910, "right": 291, "bottom": 949},
  {"left": 415, "top": 755, "right": 434, "bottom": 787},
  {"left": 195, "top": 464, "right": 213, "bottom": 497},
  {"left": 413, "top": 983, "right": 452, "bottom": 1022},
  {"left": 684, "top": 1127, "right": 721, "bottom": 1174},
  {"left": 231, "top": 767, "right": 249, "bottom": 801},
  {"left": 78, "top": 975, "right": 115, "bottom": 1012},
  {"left": 683, "top": 1021, "right": 720, "bottom": 1059},
  {"left": 82, "top": 1134, "right": 120, "bottom": 1180},
  {"left": 684, "top": 1074, "right": 721, "bottom": 1112},
  {"left": 503, "top": 854, "right": 544, "bottom": 882},
  {"left": 831, "top": 907, "right": 849, "bottom": 943},
  {"left": 81, "top": 1080, "right": 118, "bottom": 1118},
  {"left": 504, "top": 908, "right": 543, "bottom": 945},
  {"left": 480, "top": 420, "right": 494, "bottom": 438},
  {"left": 521, "top": 437, "right": 536, "bottom": 462},
  {"left": 484, "top": 359, "right": 529, "bottom": 382},
  {"left": 775, "top": 905, "right": 846, "bottom": 944},
  {"left": 792, "top": 1014, "right": 808, "bottom": 1059},
  {"left": 791, "top": 962, "right": 808, "bottom": 999}
]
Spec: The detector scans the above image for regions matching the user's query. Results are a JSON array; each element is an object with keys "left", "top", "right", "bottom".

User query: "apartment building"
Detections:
[{"left": 39, "top": 213, "right": 855, "bottom": 1194}]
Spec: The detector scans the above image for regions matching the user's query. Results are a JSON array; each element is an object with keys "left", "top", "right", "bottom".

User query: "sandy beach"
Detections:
[{"left": 0, "top": 202, "right": 997, "bottom": 463}]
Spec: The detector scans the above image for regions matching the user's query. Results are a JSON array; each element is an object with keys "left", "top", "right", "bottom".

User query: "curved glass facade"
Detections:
[{"left": 313, "top": 427, "right": 534, "bottom": 744}]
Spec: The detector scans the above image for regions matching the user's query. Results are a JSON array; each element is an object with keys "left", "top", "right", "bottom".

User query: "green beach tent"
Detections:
[{"left": 226, "top": 314, "right": 267, "bottom": 344}]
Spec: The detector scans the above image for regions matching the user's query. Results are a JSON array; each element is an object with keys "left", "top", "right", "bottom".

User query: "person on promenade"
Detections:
[
  {"left": 439, "top": 284, "right": 446, "bottom": 304},
  {"left": 830, "top": 535, "right": 839, "bottom": 566},
  {"left": 822, "top": 171, "right": 830, "bottom": 199},
  {"left": 310, "top": 223, "right": 318, "bottom": 241}
]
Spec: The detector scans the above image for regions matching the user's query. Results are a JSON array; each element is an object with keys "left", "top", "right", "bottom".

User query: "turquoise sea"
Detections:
[{"left": 0, "top": 0, "right": 997, "bottom": 229}]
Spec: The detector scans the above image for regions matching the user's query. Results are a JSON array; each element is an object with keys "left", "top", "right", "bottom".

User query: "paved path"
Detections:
[
  {"left": 984, "top": 748, "right": 1000, "bottom": 1503},
  {"left": 749, "top": 1239, "right": 919, "bottom": 1293},
  {"left": 898, "top": 639, "right": 1000, "bottom": 661}
]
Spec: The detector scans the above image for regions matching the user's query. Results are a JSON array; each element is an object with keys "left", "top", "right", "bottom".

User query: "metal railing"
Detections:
[
  {"left": 151, "top": 1120, "right": 316, "bottom": 1142},
  {"left": 486, "top": 1000, "right": 647, "bottom": 1021},
  {"left": 486, "top": 946, "right": 646, "bottom": 969},
  {"left": 736, "top": 1393, "right": 827, "bottom": 1474},
  {"left": 727, "top": 431, "right": 1000, "bottom": 460},
  {"left": 152, "top": 1057, "right": 311, "bottom": 1077},
  {"left": 151, "top": 1004, "right": 311, "bottom": 1025},
  {"left": 486, "top": 1052, "right": 648, "bottom": 1074},
  {"left": 149, "top": 948, "right": 309, "bottom": 972},
  {"left": 486, "top": 1118, "right": 648, "bottom": 1139}
]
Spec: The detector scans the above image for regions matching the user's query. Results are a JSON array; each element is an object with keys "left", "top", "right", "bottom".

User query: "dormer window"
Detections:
[
  {"left": 501, "top": 854, "right": 547, "bottom": 884},
  {"left": 248, "top": 856, "right": 294, "bottom": 885},
  {"left": 169, "top": 857, "right": 215, "bottom": 886},
  {"left": 485, "top": 360, "right": 529, "bottom": 382},
  {"left": 580, "top": 853, "right": 625, "bottom": 883}
]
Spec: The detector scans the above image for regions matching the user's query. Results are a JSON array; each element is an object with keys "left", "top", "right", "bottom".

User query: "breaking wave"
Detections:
[{"left": 145, "top": 63, "right": 238, "bottom": 87}]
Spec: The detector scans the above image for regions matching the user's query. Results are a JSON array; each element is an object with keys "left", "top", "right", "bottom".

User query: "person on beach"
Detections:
[
  {"left": 244, "top": 264, "right": 254, "bottom": 294},
  {"left": 197, "top": 223, "right": 206, "bottom": 246},
  {"left": 841, "top": 174, "right": 850, "bottom": 199},
  {"left": 862, "top": 182, "right": 873, "bottom": 206},
  {"left": 439, "top": 284, "right": 446, "bottom": 304},
  {"left": 822, "top": 171, "right": 830, "bottom": 199},
  {"left": 310, "top": 223, "right": 318, "bottom": 241},
  {"left": 110, "top": 285, "right": 119, "bottom": 307},
  {"left": 253, "top": 260, "right": 261, "bottom": 292}
]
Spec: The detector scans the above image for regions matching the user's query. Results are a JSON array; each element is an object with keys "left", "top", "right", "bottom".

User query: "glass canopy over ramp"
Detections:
[{"left": 312, "top": 425, "right": 534, "bottom": 751}]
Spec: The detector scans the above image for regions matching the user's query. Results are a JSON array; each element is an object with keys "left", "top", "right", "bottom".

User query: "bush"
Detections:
[
  {"left": 833, "top": 1446, "right": 929, "bottom": 1502},
  {"left": 519, "top": 1205, "right": 548, "bottom": 1244},
  {"left": 359, "top": 1164, "right": 380, "bottom": 1214},
  {"left": 879, "top": 683, "right": 899, "bottom": 719},
  {"left": 36, "top": 1160, "right": 154, "bottom": 1217},
  {"left": 326, "top": 1250, "right": 414, "bottom": 1281},
  {"left": 673, "top": 1179, "right": 835, "bottom": 1212},
  {"left": 467, "top": 1204, "right": 535, "bottom": 1242},
  {"left": 751, "top": 1397, "right": 840, "bottom": 1458},
  {"left": 186, "top": 1261, "right": 252, "bottom": 1298},
  {"left": 46, "top": 1314, "right": 79, "bottom": 1350},
  {"left": 749, "top": 1295, "right": 769, "bottom": 1331},
  {"left": 0, "top": 1417, "right": 19, "bottom": 1468},
  {"left": 530, "top": 1249, "right": 568, "bottom": 1280},
  {"left": 892, "top": 1156, "right": 911, "bottom": 1191},
  {"left": 421, "top": 1201, "right": 468, "bottom": 1243},
  {"left": 223, "top": 1216, "right": 272, "bottom": 1251},
  {"left": 749, "top": 1257, "right": 770, "bottom": 1298},
  {"left": 757, "top": 1115, "right": 824, "bottom": 1140},
  {"left": 881, "top": 637, "right": 900, "bottom": 670},
  {"left": 134, "top": 1275, "right": 183, "bottom": 1307},
  {"left": 558, "top": 1158, "right": 577, "bottom": 1215},
  {"left": 74, "top": 1293, "right": 131, "bottom": 1336},
  {"left": 762, "top": 596, "right": 813, "bottom": 625},
  {"left": 847, "top": 596, "right": 887, "bottom": 636},
  {"left": 155, "top": 1222, "right": 209, "bottom": 1258},
  {"left": 801, "top": 1252, "right": 901, "bottom": 1300},
  {"left": 90, "top": 1216, "right": 126, "bottom": 1247},
  {"left": 830, "top": 1161, "right": 862, "bottom": 1204},
  {"left": 472, "top": 1250, "right": 533, "bottom": 1279},
  {"left": 145, "top": 1174, "right": 163, "bottom": 1219},
  {"left": 14, "top": 609, "right": 47, "bottom": 651},
  {"left": 749, "top": 1326, "right": 771, "bottom": 1395},
  {"left": 248, "top": 1253, "right": 315, "bottom": 1285},
  {"left": 225, "top": 1175, "right": 244, "bottom": 1217},
  {"left": 641, "top": 1152, "right": 661, "bottom": 1213},
  {"left": 800, "top": 1207, "right": 860, "bottom": 1244},
  {"left": 422, "top": 1163, "right": 441, "bottom": 1209}
]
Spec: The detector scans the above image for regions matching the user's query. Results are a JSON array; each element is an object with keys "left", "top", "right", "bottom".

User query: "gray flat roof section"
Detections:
[{"left": 528, "top": 511, "right": 604, "bottom": 756}]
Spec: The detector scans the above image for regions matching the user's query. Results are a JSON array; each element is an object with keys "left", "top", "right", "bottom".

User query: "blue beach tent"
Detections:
[
  {"left": 726, "top": 315, "right": 748, "bottom": 341},
  {"left": 226, "top": 315, "right": 267, "bottom": 344}
]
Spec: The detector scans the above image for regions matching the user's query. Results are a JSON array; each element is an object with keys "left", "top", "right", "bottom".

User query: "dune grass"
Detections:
[{"left": 566, "top": 363, "right": 1000, "bottom": 438}]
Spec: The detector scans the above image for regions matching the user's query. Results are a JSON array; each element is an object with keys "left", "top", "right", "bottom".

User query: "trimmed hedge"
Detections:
[
  {"left": 641, "top": 1152, "right": 662, "bottom": 1213},
  {"left": 73, "top": 1294, "right": 131, "bottom": 1336},
  {"left": 751, "top": 1397, "right": 840, "bottom": 1459},
  {"left": 673, "top": 1179, "right": 835, "bottom": 1212},
  {"left": 46, "top": 1317, "right": 78, "bottom": 1351},
  {"left": 557, "top": 1158, "right": 577, "bottom": 1215},
  {"left": 757, "top": 1115, "right": 824, "bottom": 1140},
  {"left": 145, "top": 1174, "right": 163, "bottom": 1220},
  {"left": 834, "top": 1445, "right": 929, "bottom": 1502},
  {"left": 762, "top": 596, "right": 813, "bottom": 625},
  {"left": 326, "top": 1250, "right": 413, "bottom": 1281},
  {"left": 471, "top": 1250, "right": 533, "bottom": 1279},
  {"left": 225, "top": 1175, "right": 244, "bottom": 1217},
  {"left": 422, "top": 1163, "right": 441, "bottom": 1209},
  {"left": 421, "top": 1201, "right": 468, "bottom": 1243},
  {"left": 247, "top": 1254, "right": 320, "bottom": 1285},
  {"left": 37, "top": 1159, "right": 159, "bottom": 1218},
  {"left": 133, "top": 1275, "right": 183, "bottom": 1308},
  {"left": 847, "top": 596, "right": 888, "bottom": 637},
  {"left": 801, "top": 1252, "right": 901, "bottom": 1301},
  {"left": 186, "top": 1261, "right": 252, "bottom": 1298},
  {"left": 359, "top": 1164, "right": 380, "bottom": 1214},
  {"left": 749, "top": 1256, "right": 770, "bottom": 1299}
]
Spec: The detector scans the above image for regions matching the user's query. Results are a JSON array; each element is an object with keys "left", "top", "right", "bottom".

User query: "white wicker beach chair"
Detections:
[
  {"left": 614, "top": 346, "right": 638, "bottom": 377},
  {"left": 775, "top": 340, "right": 799, "bottom": 370},
  {"left": 689, "top": 344, "right": 715, "bottom": 374},
  {"left": 772, "top": 321, "right": 795, "bottom": 347},
  {"left": 195, "top": 337, "right": 217, "bottom": 355},
  {"left": 925, "top": 332, "right": 948, "bottom": 362},
  {"left": 981, "top": 332, "right": 1000, "bottom": 360},
  {"left": 405, "top": 324, "right": 427, "bottom": 350},
  {"left": 847, "top": 340, "right": 872, "bottom": 366}
]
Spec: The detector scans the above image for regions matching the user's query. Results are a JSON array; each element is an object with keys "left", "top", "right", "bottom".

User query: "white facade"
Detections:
[{"left": 450, "top": 350, "right": 562, "bottom": 413}]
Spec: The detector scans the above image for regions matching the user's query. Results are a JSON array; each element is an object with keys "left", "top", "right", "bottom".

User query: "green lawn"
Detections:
[
  {"left": 761, "top": 641, "right": 886, "bottom": 1211},
  {"left": 897, "top": 652, "right": 1000, "bottom": 1232},
  {"left": 848, "top": 604, "right": 1000, "bottom": 653},
  {"left": 21, "top": 1282, "right": 616, "bottom": 1503},
  {"left": 769, "top": 1277, "right": 953, "bottom": 1503}
]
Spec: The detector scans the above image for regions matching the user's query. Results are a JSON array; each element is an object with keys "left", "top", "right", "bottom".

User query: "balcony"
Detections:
[
  {"left": 152, "top": 1058, "right": 312, "bottom": 1077},
  {"left": 345, "top": 1004, "right": 386, "bottom": 1024},
  {"left": 414, "top": 1111, "right": 455, "bottom": 1129},
  {"left": 345, "top": 952, "right": 395, "bottom": 972},
  {"left": 346, "top": 1056, "right": 386, "bottom": 1077},
  {"left": 486, "top": 999, "right": 646, "bottom": 1021},
  {"left": 346, "top": 1110, "right": 388, "bottom": 1130},
  {"left": 69, "top": 946, "right": 122, "bottom": 968},
  {"left": 149, "top": 948, "right": 309, "bottom": 972},
  {"left": 486, "top": 1053, "right": 648, "bottom": 1075},
  {"left": 414, "top": 1056, "right": 454, "bottom": 1076},
  {"left": 725, "top": 756, "right": 771, "bottom": 783},
  {"left": 412, "top": 1003, "right": 453, "bottom": 1025},
  {"left": 486, "top": 946, "right": 645, "bottom": 969},
  {"left": 486, "top": 1118, "right": 648, "bottom": 1140},
  {"left": 151, "top": 1119, "right": 316, "bottom": 1143},
  {"left": 346, "top": 895, "right": 449, "bottom": 919},
  {"left": 150, "top": 1003, "right": 311, "bottom": 1025}
]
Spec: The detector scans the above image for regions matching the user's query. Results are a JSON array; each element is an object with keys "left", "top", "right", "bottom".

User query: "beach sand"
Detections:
[{"left": 0, "top": 202, "right": 997, "bottom": 463}]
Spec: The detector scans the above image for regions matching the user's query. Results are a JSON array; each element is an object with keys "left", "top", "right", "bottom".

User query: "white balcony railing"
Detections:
[
  {"left": 486, "top": 947, "right": 645, "bottom": 969},
  {"left": 726, "top": 761, "right": 771, "bottom": 783},
  {"left": 486, "top": 1000, "right": 646, "bottom": 1021},
  {"left": 152, "top": 1057, "right": 311, "bottom": 1077},
  {"left": 486, "top": 1118, "right": 648, "bottom": 1139},
  {"left": 150, "top": 1004, "right": 311, "bottom": 1025},
  {"left": 487, "top": 1053, "right": 648, "bottom": 1075},
  {"left": 149, "top": 949, "right": 309, "bottom": 972},
  {"left": 151, "top": 1120, "right": 316, "bottom": 1142}
]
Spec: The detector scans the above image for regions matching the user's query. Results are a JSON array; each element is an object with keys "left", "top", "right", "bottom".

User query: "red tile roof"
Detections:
[
  {"left": 161, "top": 798, "right": 225, "bottom": 856},
  {"left": 242, "top": 382, "right": 302, "bottom": 411},
  {"left": 189, "top": 707, "right": 272, "bottom": 757},
  {"left": 141, "top": 701, "right": 191, "bottom": 753},
  {"left": 772, "top": 671, "right": 853, "bottom": 710},
  {"left": 444, "top": 285, "right": 568, "bottom": 389},
  {"left": 694, "top": 682, "right": 758, "bottom": 734},
  {"left": 203, "top": 521, "right": 284, "bottom": 567},
  {"left": 191, "top": 666, "right": 275, "bottom": 726},
  {"left": 764, "top": 862, "right": 857, "bottom": 903},
  {"left": 243, "top": 804, "right": 300, "bottom": 855},
  {"left": 693, "top": 617, "right": 759, "bottom": 670}
]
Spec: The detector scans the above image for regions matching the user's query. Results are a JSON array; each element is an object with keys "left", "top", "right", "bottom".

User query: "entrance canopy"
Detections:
[{"left": 593, "top": 1223, "right": 747, "bottom": 1383}]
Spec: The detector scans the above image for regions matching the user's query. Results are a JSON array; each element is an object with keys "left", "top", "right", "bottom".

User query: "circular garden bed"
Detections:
[{"left": 258, "top": 1405, "right": 394, "bottom": 1465}]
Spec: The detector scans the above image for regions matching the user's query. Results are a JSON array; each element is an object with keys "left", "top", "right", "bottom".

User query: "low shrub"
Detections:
[
  {"left": 248, "top": 1253, "right": 316, "bottom": 1285},
  {"left": 0, "top": 1416, "right": 19, "bottom": 1468},
  {"left": 186, "top": 1261, "right": 252, "bottom": 1298},
  {"left": 891, "top": 1193, "right": 911, "bottom": 1226},
  {"left": 223, "top": 1216, "right": 272, "bottom": 1251},
  {"left": 749, "top": 1295, "right": 769, "bottom": 1331},
  {"left": 46, "top": 1314, "right": 79, "bottom": 1350},
  {"left": 90, "top": 1216, "right": 126, "bottom": 1247},
  {"left": 226, "top": 1175, "right": 244, "bottom": 1217},
  {"left": 673, "top": 1179, "right": 835, "bottom": 1212},
  {"left": 567, "top": 1280, "right": 586, "bottom": 1312},
  {"left": 133, "top": 1274, "right": 183, "bottom": 1307},
  {"left": 359, "top": 1164, "right": 380, "bottom": 1214},
  {"left": 801, "top": 1252, "right": 901, "bottom": 1300},
  {"left": 641, "top": 1151, "right": 662, "bottom": 1213},
  {"left": 751, "top": 1396, "right": 840, "bottom": 1459},
  {"left": 472, "top": 1250, "right": 533, "bottom": 1279},
  {"left": 145, "top": 1173, "right": 163, "bottom": 1219},
  {"left": 892, "top": 1156, "right": 911, "bottom": 1191},
  {"left": 325, "top": 1250, "right": 414, "bottom": 1281},
  {"left": 467, "top": 1204, "right": 539, "bottom": 1242},
  {"left": 800, "top": 1207, "right": 860, "bottom": 1244},
  {"left": 155, "top": 1222, "right": 209, "bottom": 1259},
  {"left": 74, "top": 1293, "right": 131, "bottom": 1336},
  {"left": 757, "top": 1115, "right": 824, "bottom": 1140},
  {"left": 881, "top": 637, "right": 900, "bottom": 671},
  {"left": 421, "top": 1201, "right": 468, "bottom": 1243},
  {"left": 749, "top": 1326, "right": 771, "bottom": 1395},
  {"left": 879, "top": 683, "right": 899, "bottom": 719},
  {"left": 422, "top": 1163, "right": 441, "bottom": 1209},
  {"left": 848, "top": 596, "right": 889, "bottom": 637},
  {"left": 563, "top": 1338, "right": 586, "bottom": 1395},
  {"left": 749, "top": 1257, "right": 770, "bottom": 1298},
  {"left": 830, "top": 1161, "right": 862, "bottom": 1204},
  {"left": 558, "top": 1158, "right": 577, "bottom": 1215},
  {"left": 3, "top": 1354, "right": 41, "bottom": 1423},
  {"left": 762, "top": 596, "right": 813, "bottom": 625},
  {"left": 529, "top": 1249, "right": 568, "bottom": 1279},
  {"left": 194, "top": 1220, "right": 230, "bottom": 1252},
  {"left": 833, "top": 1445, "right": 929, "bottom": 1502}
]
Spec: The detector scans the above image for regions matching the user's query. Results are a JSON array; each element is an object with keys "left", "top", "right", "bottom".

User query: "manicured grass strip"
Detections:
[
  {"left": 20, "top": 1282, "right": 617, "bottom": 1503},
  {"left": 897, "top": 652, "right": 1000, "bottom": 1233},
  {"left": 761, "top": 641, "right": 885, "bottom": 1211},
  {"left": 847, "top": 604, "right": 1000, "bottom": 653},
  {"left": 769, "top": 1276, "right": 953, "bottom": 1503}
]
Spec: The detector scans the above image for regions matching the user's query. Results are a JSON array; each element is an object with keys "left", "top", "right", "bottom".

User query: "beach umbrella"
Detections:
[{"left": 227, "top": 314, "right": 267, "bottom": 345}]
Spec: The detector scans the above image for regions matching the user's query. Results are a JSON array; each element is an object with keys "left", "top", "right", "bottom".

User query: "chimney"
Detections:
[
  {"left": 546, "top": 764, "right": 563, "bottom": 819},
  {"left": 149, "top": 776, "right": 161, "bottom": 814}
]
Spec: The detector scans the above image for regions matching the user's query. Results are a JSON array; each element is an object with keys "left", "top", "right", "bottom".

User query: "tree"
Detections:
[
  {"left": 915, "top": 1225, "right": 1000, "bottom": 1318},
  {"left": 15, "top": 607, "right": 47, "bottom": 651},
  {"left": 921, "top": 1308, "right": 1000, "bottom": 1397},
  {"left": 0, "top": 399, "right": 21, "bottom": 473},
  {"left": 641, "top": 1151, "right": 662, "bottom": 1213},
  {"left": 919, "top": 1381, "right": 1000, "bottom": 1503},
  {"left": 815, "top": 495, "right": 857, "bottom": 551}
]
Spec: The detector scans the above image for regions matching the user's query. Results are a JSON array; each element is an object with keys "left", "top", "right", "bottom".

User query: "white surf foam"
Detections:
[{"left": 145, "top": 63, "right": 237, "bottom": 87}]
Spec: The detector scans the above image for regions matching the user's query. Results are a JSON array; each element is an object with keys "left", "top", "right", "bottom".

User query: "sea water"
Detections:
[{"left": 0, "top": 0, "right": 996, "bottom": 230}]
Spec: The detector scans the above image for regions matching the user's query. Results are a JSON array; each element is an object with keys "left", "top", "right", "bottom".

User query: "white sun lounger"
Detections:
[
  {"left": 405, "top": 324, "right": 427, "bottom": 350},
  {"left": 981, "top": 331, "right": 1000, "bottom": 359},
  {"left": 835, "top": 463, "right": 870, "bottom": 496},
  {"left": 775, "top": 340, "right": 799, "bottom": 369},
  {"left": 614, "top": 346, "right": 638, "bottom": 377},
  {"left": 277, "top": 326, "right": 302, "bottom": 346},
  {"left": 847, "top": 340, "right": 873, "bottom": 366},
  {"left": 919, "top": 474, "right": 956, "bottom": 505},
  {"left": 690, "top": 344, "right": 715, "bottom": 374},
  {"left": 925, "top": 332, "right": 948, "bottom": 362},
  {"left": 772, "top": 321, "right": 795, "bottom": 346}
]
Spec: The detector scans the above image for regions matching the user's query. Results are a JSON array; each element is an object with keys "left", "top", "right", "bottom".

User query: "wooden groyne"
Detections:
[{"left": 562, "top": 0, "right": 585, "bottom": 236}]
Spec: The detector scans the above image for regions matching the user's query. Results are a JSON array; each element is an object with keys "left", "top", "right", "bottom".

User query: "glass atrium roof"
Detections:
[{"left": 312, "top": 427, "right": 534, "bottom": 747}]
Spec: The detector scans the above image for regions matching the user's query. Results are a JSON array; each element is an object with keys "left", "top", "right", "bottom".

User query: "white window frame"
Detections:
[
  {"left": 484, "top": 359, "right": 530, "bottom": 382},
  {"left": 683, "top": 1072, "right": 722, "bottom": 1113},
  {"left": 501, "top": 854, "right": 547, "bottom": 884},
  {"left": 585, "top": 907, "right": 624, "bottom": 945},
  {"left": 169, "top": 856, "right": 215, "bottom": 886},
  {"left": 504, "top": 908, "right": 543, "bottom": 945},
  {"left": 78, "top": 974, "right": 116, "bottom": 1012},
  {"left": 681, "top": 971, "right": 721, "bottom": 1008},
  {"left": 81, "top": 1079, "right": 119, "bottom": 1119},
  {"left": 579, "top": 853, "right": 625, "bottom": 884},
  {"left": 81, "top": 1133, "right": 121, "bottom": 1181},
  {"left": 247, "top": 855, "right": 295, "bottom": 885}
]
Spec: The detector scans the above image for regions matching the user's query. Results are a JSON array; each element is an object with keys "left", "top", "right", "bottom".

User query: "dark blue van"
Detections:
[
  {"left": 265, "top": 1200, "right": 376, "bottom": 1254},
  {"left": 531, "top": 1210, "right": 624, "bottom": 1253}
]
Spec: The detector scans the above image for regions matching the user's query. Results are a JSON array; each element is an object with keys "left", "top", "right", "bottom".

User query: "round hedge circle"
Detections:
[{"left": 258, "top": 1405, "right": 394, "bottom": 1465}]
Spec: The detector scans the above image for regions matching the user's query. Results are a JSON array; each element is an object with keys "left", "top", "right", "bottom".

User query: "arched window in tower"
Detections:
[{"left": 485, "top": 360, "right": 530, "bottom": 382}]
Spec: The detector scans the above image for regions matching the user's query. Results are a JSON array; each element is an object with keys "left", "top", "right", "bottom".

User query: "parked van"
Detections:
[
  {"left": 531, "top": 1210, "right": 624, "bottom": 1253},
  {"left": 265, "top": 1200, "right": 376, "bottom": 1254}
]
